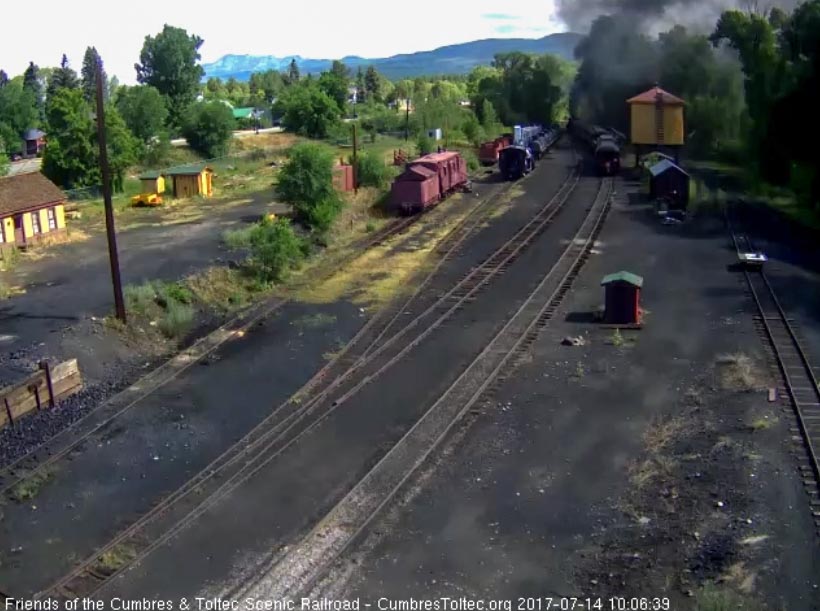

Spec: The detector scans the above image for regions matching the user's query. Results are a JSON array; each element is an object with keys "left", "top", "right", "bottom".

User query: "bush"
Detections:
[
  {"left": 222, "top": 225, "right": 255, "bottom": 250},
  {"left": 461, "top": 149, "right": 479, "bottom": 172},
  {"left": 182, "top": 101, "right": 235, "bottom": 158},
  {"left": 416, "top": 134, "right": 433, "bottom": 156},
  {"left": 158, "top": 300, "right": 195, "bottom": 338},
  {"left": 353, "top": 151, "right": 390, "bottom": 188},
  {"left": 154, "top": 281, "right": 193, "bottom": 307},
  {"left": 276, "top": 142, "right": 343, "bottom": 232},
  {"left": 124, "top": 282, "right": 157, "bottom": 315},
  {"left": 247, "top": 217, "right": 306, "bottom": 282}
]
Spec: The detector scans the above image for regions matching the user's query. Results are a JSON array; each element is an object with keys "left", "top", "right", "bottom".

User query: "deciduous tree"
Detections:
[
  {"left": 181, "top": 101, "right": 234, "bottom": 158},
  {"left": 136, "top": 25, "right": 205, "bottom": 132},
  {"left": 115, "top": 85, "right": 168, "bottom": 144}
]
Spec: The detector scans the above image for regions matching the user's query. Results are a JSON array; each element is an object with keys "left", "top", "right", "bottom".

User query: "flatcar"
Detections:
[{"left": 390, "top": 151, "right": 468, "bottom": 214}]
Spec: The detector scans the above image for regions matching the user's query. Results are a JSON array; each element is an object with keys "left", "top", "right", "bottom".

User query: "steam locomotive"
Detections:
[{"left": 568, "top": 118, "right": 623, "bottom": 176}]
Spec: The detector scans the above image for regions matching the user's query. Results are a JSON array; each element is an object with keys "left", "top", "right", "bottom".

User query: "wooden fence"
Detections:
[{"left": 0, "top": 360, "right": 83, "bottom": 430}]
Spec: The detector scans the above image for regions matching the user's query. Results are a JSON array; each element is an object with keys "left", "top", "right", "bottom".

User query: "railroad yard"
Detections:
[{"left": 1, "top": 133, "right": 819, "bottom": 610}]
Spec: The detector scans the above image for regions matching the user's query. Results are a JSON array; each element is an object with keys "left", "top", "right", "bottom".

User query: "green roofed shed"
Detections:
[
  {"left": 601, "top": 271, "right": 644, "bottom": 288},
  {"left": 138, "top": 170, "right": 163, "bottom": 180},
  {"left": 233, "top": 107, "right": 255, "bottom": 120},
  {"left": 602, "top": 271, "right": 643, "bottom": 325}
]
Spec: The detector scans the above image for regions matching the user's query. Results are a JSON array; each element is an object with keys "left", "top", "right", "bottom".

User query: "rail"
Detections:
[
  {"left": 239, "top": 177, "right": 614, "bottom": 599},
  {"left": 38, "top": 154, "right": 579, "bottom": 600},
  {"left": 727, "top": 208, "right": 820, "bottom": 533}
]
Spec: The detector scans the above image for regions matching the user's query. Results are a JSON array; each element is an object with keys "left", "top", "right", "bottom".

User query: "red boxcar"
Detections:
[
  {"left": 390, "top": 151, "right": 467, "bottom": 214},
  {"left": 478, "top": 136, "right": 512, "bottom": 166},
  {"left": 390, "top": 165, "right": 440, "bottom": 213},
  {"left": 413, "top": 152, "right": 467, "bottom": 194}
]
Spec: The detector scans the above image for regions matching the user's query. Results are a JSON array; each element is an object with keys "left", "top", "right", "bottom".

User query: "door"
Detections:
[{"left": 13, "top": 216, "right": 24, "bottom": 244}]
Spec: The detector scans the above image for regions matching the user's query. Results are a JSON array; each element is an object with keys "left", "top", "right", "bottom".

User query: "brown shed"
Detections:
[
  {"left": 165, "top": 164, "right": 214, "bottom": 198},
  {"left": 601, "top": 271, "right": 643, "bottom": 325}
]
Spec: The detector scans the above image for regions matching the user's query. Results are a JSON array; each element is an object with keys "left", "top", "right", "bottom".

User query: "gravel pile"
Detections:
[{"left": 0, "top": 376, "right": 132, "bottom": 469}]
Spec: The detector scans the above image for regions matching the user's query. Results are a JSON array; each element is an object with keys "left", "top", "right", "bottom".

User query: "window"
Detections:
[
  {"left": 31, "top": 212, "right": 41, "bottom": 235},
  {"left": 0, "top": 223, "right": 4, "bottom": 243},
  {"left": 47, "top": 207, "right": 56, "bottom": 230}
]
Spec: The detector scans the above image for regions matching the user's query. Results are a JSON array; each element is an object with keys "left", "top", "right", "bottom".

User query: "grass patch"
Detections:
[
  {"left": 94, "top": 544, "right": 138, "bottom": 575},
  {"left": 716, "top": 353, "right": 766, "bottom": 392},
  {"left": 609, "top": 328, "right": 625, "bottom": 347},
  {"left": 0, "top": 246, "right": 20, "bottom": 272},
  {"left": 157, "top": 299, "right": 194, "bottom": 338},
  {"left": 643, "top": 417, "right": 686, "bottom": 455},
  {"left": 185, "top": 267, "right": 268, "bottom": 312},
  {"left": 694, "top": 583, "right": 760, "bottom": 611},
  {"left": 223, "top": 225, "right": 255, "bottom": 250},
  {"left": 749, "top": 416, "right": 777, "bottom": 431},
  {"left": 8, "top": 468, "right": 56, "bottom": 503},
  {"left": 123, "top": 280, "right": 196, "bottom": 339}
]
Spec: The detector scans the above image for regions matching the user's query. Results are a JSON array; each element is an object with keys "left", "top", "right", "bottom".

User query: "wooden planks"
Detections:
[{"left": 0, "top": 360, "right": 83, "bottom": 430}]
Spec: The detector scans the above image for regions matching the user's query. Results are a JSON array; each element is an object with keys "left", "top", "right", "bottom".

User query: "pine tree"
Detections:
[
  {"left": 23, "top": 62, "right": 45, "bottom": 121},
  {"left": 287, "top": 59, "right": 300, "bottom": 85},
  {"left": 81, "top": 47, "right": 107, "bottom": 104},
  {"left": 364, "top": 66, "right": 381, "bottom": 102},
  {"left": 0, "top": 70, "right": 8, "bottom": 88},
  {"left": 47, "top": 54, "right": 80, "bottom": 99},
  {"left": 355, "top": 67, "right": 366, "bottom": 104}
]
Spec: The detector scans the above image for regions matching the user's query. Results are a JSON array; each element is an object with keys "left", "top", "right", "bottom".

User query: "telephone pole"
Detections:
[
  {"left": 351, "top": 123, "right": 358, "bottom": 195},
  {"left": 405, "top": 98, "right": 410, "bottom": 141},
  {"left": 95, "top": 58, "right": 126, "bottom": 323}
]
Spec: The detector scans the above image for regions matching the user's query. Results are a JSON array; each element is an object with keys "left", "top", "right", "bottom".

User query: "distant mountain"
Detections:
[{"left": 202, "top": 33, "right": 583, "bottom": 81}]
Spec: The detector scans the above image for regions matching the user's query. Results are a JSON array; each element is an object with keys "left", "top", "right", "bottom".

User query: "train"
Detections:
[
  {"left": 389, "top": 151, "right": 469, "bottom": 215},
  {"left": 498, "top": 125, "right": 561, "bottom": 181},
  {"left": 567, "top": 118, "right": 623, "bottom": 176}
]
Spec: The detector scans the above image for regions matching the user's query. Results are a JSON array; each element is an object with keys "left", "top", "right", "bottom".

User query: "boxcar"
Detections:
[{"left": 390, "top": 151, "right": 468, "bottom": 214}]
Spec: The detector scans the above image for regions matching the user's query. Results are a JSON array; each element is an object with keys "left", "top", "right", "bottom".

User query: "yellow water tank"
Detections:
[{"left": 627, "top": 86, "right": 685, "bottom": 146}]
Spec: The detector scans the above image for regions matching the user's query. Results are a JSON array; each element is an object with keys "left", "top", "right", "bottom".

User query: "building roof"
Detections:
[
  {"left": 601, "top": 271, "right": 644, "bottom": 288},
  {"left": 0, "top": 172, "right": 65, "bottom": 217},
  {"left": 164, "top": 163, "right": 213, "bottom": 176},
  {"left": 138, "top": 170, "right": 163, "bottom": 180},
  {"left": 22, "top": 128, "right": 46, "bottom": 141},
  {"left": 649, "top": 159, "right": 689, "bottom": 177},
  {"left": 232, "top": 107, "right": 256, "bottom": 119},
  {"left": 626, "top": 86, "right": 685, "bottom": 105}
]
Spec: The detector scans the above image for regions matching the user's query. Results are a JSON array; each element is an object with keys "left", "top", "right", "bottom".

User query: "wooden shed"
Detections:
[
  {"left": 627, "top": 86, "right": 685, "bottom": 165},
  {"left": 0, "top": 172, "right": 67, "bottom": 251},
  {"left": 137, "top": 170, "right": 166, "bottom": 195},
  {"left": 165, "top": 164, "right": 214, "bottom": 198},
  {"left": 601, "top": 271, "right": 643, "bottom": 326},
  {"left": 649, "top": 159, "right": 690, "bottom": 210}
]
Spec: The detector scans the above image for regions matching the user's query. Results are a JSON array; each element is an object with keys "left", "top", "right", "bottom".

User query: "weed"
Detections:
[
  {"left": 94, "top": 544, "right": 138, "bottom": 575},
  {"left": 365, "top": 222, "right": 376, "bottom": 233},
  {"left": 694, "top": 584, "right": 759, "bottom": 611},
  {"left": 644, "top": 417, "right": 686, "bottom": 454},
  {"left": 750, "top": 417, "right": 777, "bottom": 431},
  {"left": 716, "top": 353, "right": 765, "bottom": 392},
  {"left": 185, "top": 267, "right": 269, "bottom": 313},
  {"left": 9, "top": 468, "right": 55, "bottom": 503},
  {"left": 158, "top": 300, "right": 195, "bottom": 338},
  {"left": 223, "top": 226, "right": 255, "bottom": 250},
  {"left": 610, "top": 328, "right": 625, "bottom": 347},
  {"left": 154, "top": 281, "right": 193, "bottom": 306},
  {"left": 0, "top": 246, "right": 19, "bottom": 272},
  {"left": 574, "top": 362, "right": 585, "bottom": 378},
  {"left": 0, "top": 279, "right": 9, "bottom": 300},
  {"left": 124, "top": 282, "right": 157, "bottom": 315}
]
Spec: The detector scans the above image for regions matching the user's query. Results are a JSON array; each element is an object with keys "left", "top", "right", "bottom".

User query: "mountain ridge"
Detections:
[{"left": 202, "top": 33, "right": 583, "bottom": 81}]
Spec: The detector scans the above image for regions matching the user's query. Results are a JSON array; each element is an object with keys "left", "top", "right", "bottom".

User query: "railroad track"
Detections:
[
  {"left": 238, "top": 177, "right": 615, "bottom": 600},
  {"left": 34, "top": 156, "right": 580, "bottom": 600},
  {"left": 727, "top": 211, "right": 820, "bottom": 534}
]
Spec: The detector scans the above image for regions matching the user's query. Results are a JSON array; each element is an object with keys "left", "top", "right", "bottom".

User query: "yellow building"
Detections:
[
  {"left": 627, "top": 86, "right": 685, "bottom": 147},
  {"left": 138, "top": 170, "right": 166, "bottom": 195},
  {"left": 165, "top": 164, "right": 214, "bottom": 198},
  {"left": 0, "top": 172, "right": 67, "bottom": 250}
]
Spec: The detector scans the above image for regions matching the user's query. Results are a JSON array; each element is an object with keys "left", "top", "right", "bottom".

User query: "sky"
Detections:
[{"left": 1, "top": 1, "right": 562, "bottom": 84}]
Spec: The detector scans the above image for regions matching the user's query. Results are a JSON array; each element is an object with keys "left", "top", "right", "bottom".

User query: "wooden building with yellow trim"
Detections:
[
  {"left": 138, "top": 170, "right": 166, "bottom": 195},
  {"left": 165, "top": 164, "right": 214, "bottom": 198},
  {"left": 0, "top": 172, "right": 67, "bottom": 251}
]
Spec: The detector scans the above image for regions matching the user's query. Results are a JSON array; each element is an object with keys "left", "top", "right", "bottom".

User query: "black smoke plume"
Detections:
[{"left": 556, "top": 0, "right": 802, "bottom": 33}]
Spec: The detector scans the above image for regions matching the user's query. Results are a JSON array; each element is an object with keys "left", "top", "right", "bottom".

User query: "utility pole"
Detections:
[
  {"left": 95, "top": 58, "right": 126, "bottom": 323},
  {"left": 351, "top": 123, "right": 358, "bottom": 195},
  {"left": 405, "top": 98, "right": 410, "bottom": 141}
]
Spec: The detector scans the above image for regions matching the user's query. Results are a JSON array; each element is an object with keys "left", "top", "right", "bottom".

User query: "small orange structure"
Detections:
[
  {"left": 601, "top": 271, "right": 644, "bottom": 326},
  {"left": 165, "top": 164, "right": 214, "bottom": 198},
  {"left": 333, "top": 163, "right": 355, "bottom": 192}
]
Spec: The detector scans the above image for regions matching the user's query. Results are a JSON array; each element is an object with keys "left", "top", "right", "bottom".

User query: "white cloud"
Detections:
[{"left": 1, "top": 0, "right": 559, "bottom": 84}]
